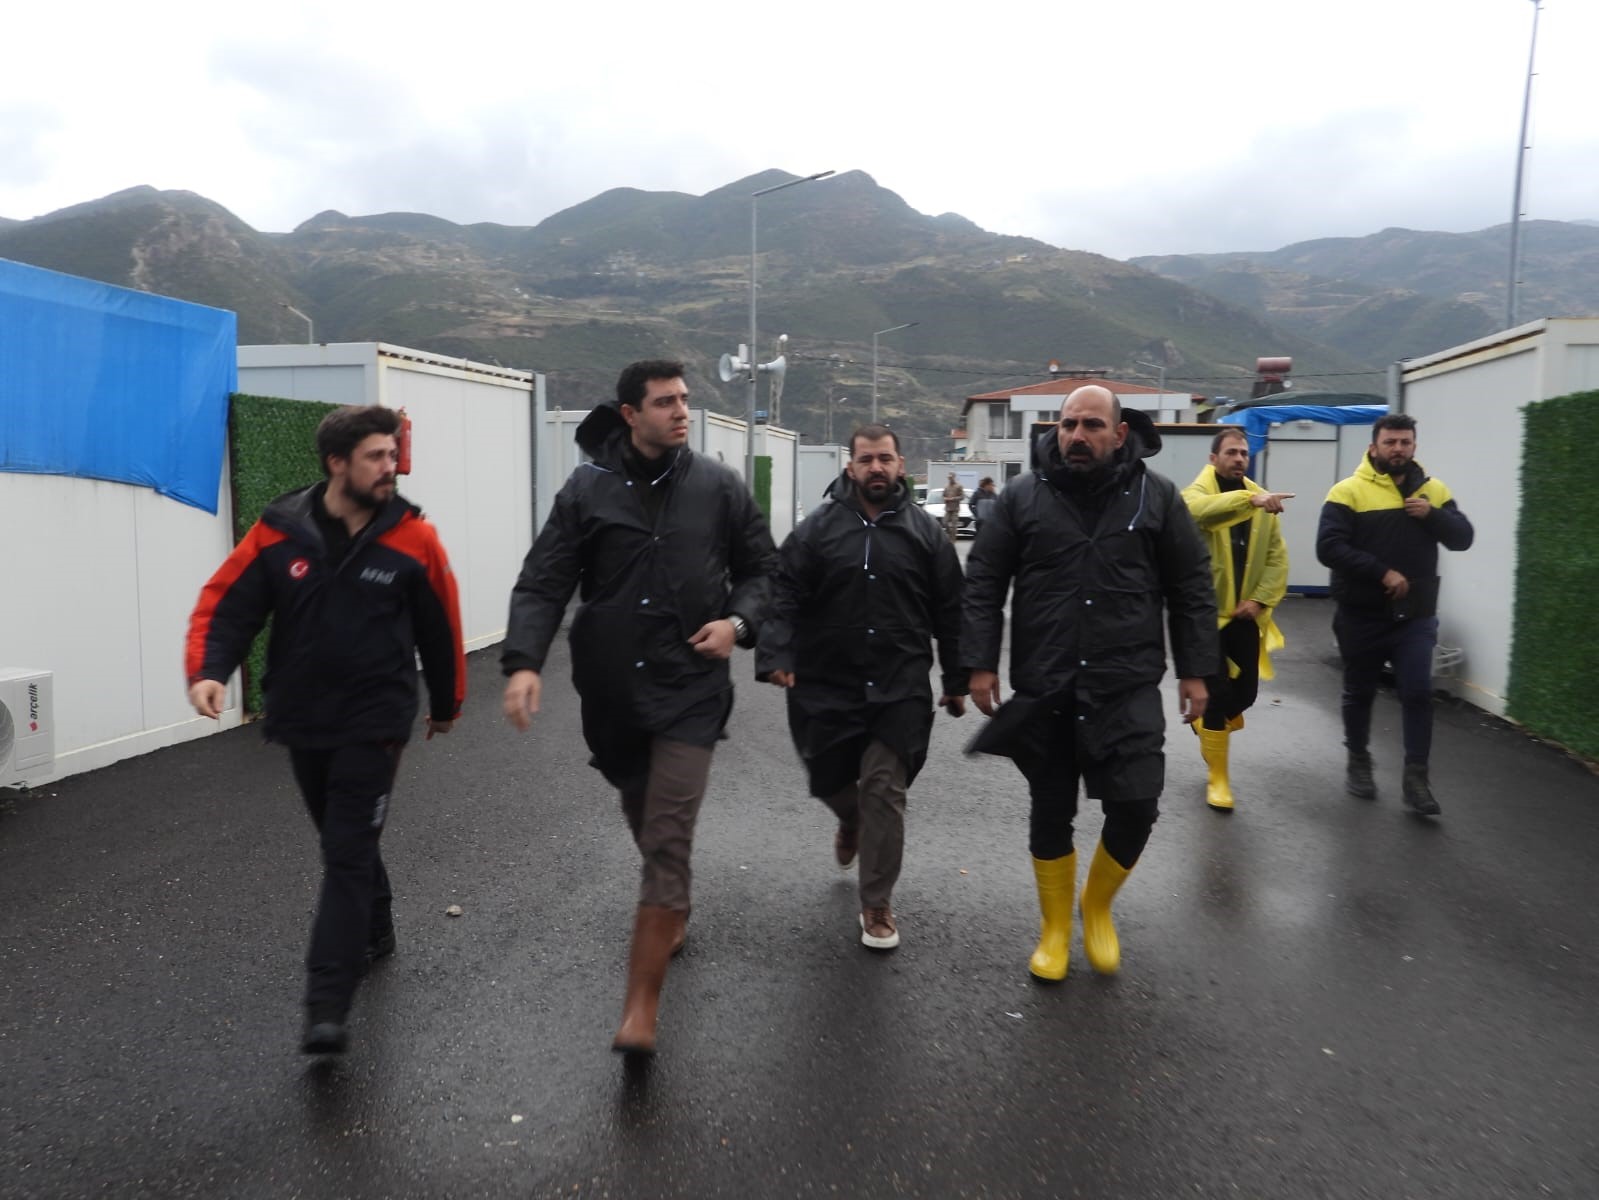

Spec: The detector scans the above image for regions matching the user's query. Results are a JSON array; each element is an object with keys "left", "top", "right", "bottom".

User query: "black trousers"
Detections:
[
  {"left": 1202, "top": 618, "right": 1262, "bottom": 731},
  {"left": 1334, "top": 609, "right": 1438, "bottom": 765},
  {"left": 1011, "top": 703, "right": 1161, "bottom": 867},
  {"left": 289, "top": 742, "right": 404, "bottom": 1018}
]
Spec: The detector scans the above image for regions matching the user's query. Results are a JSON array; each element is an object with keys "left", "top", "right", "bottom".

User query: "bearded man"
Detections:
[
  {"left": 758, "top": 425, "right": 966, "bottom": 951},
  {"left": 962, "top": 386, "right": 1215, "bottom": 981}
]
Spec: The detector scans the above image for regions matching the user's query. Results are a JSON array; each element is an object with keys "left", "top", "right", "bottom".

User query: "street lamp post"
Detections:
[
  {"left": 280, "top": 302, "right": 314, "bottom": 344},
  {"left": 747, "top": 170, "right": 834, "bottom": 488},
  {"left": 1506, "top": 0, "right": 1542, "bottom": 329},
  {"left": 826, "top": 392, "right": 848, "bottom": 445},
  {"left": 871, "top": 322, "right": 919, "bottom": 423}
]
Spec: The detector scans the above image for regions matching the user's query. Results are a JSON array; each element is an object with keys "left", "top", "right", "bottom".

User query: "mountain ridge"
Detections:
[{"left": 11, "top": 173, "right": 1584, "bottom": 452}]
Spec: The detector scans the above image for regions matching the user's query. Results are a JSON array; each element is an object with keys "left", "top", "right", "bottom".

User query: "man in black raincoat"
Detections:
[
  {"left": 963, "top": 385, "right": 1215, "bottom": 981},
  {"left": 501, "top": 360, "right": 776, "bottom": 1056},
  {"left": 757, "top": 425, "right": 967, "bottom": 951}
]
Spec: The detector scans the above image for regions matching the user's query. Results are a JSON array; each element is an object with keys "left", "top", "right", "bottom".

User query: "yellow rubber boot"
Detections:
[
  {"left": 1027, "top": 853, "right": 1076, "bottom": 981},
  {"left": 1080, "top": 842, "right": 1133, "bottom": 975},
  {"left": 1198, "top": 726, "right": 1235, "bottom": 811}
]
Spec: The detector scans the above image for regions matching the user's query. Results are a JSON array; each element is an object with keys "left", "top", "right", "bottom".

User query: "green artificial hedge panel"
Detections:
[
  {"left": 1507, "top": 389, "right": 1599, "bottom": 760},
  {"left": 754, "top": 454, "right": 772, "bottom": 521},
  {"left": 228, "top": 394, "right": 339, "bottom": 713}
]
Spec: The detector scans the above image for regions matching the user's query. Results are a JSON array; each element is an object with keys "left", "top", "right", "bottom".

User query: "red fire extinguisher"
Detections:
[{"left": 396, "top": 407, "right": 413, "bottom": 476}]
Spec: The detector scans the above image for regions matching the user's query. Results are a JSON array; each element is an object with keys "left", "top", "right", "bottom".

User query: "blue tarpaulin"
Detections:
[
  {"left": 1218, "top": 403, "right": 1388, "bottom": 456},
  {"left": 0, "top": 258, "right": 237, "bottom": 513}
]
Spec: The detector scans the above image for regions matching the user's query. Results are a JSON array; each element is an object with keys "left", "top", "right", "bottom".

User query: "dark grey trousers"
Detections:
[
  {"left": 821, "top": 738, "right": 909, "bottom": 909},
  {"left": 619, "top": 739, "right": 714, "bottom": 911}
]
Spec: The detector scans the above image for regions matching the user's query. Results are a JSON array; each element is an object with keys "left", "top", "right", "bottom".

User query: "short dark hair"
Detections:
[
  {"left": 849, "top": 424, "right": 901, "bottom": 456},
  {"left": 979, "top": 476, "right": 994, "bottom": 487},
  {"left": 1372, "top": 413, "right": 1417, "bottom": 436},
  {"left": 1210, "top": 427, "right": 1248, "bottom": 453},
  {"left": 315, "top": 405, "right": 401, "bottom": 476},
  {"left": 616, "top": 360, "right": 686, "bottom": 409}
]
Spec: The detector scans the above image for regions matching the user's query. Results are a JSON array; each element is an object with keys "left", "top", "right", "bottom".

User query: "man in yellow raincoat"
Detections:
[{"left": 1181, "top": 427, "right": 1290, "bottom": 810}]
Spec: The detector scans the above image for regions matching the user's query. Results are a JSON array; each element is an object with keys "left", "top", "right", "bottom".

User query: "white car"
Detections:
[{"left": 913, "top": 483, "right": 975, "bottom": 537}]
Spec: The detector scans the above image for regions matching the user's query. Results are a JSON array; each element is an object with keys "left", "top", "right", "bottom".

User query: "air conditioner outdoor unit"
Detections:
[{"left": 0, "top": 668, "right": 55, "bottom": 788}]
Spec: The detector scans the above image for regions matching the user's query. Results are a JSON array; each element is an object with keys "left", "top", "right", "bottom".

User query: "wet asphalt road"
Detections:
[{"left": 2, "top": 594, "right": 1597, "bottom": 1199}]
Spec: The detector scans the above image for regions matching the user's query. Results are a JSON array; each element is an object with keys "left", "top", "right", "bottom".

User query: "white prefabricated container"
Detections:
[
  {"left": 1398, "top": 317, "right": 1599, "bottom": 715},
  {"left": 237, "top": 343, "right": 540, "bottom": 655},
  {"left": 798, "top": 444, "right": 847, "bottom": 518}
]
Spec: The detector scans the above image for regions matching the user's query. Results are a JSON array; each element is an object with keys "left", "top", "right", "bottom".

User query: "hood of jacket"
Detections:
[{"left": 575, "top": 399, "right": 629, "bottom": 459}]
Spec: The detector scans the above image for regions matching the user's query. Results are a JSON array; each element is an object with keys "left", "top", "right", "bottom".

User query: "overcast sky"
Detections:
[{"left": 3, "top": 0, "right": 1593, "bottom": 260}]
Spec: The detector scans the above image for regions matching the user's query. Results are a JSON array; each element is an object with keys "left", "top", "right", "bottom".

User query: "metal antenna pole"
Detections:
[{"left": 1506, "top": 0, "right": 1542, "bottom": 329}]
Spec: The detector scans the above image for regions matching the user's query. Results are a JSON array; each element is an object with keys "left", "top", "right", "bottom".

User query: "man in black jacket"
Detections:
[
  {"left": 757, "top": 425, "right": 967, "bottom": 951},
  {"left": 1316, "top": 413, "right": 1473, "bottom": 815},
  {"left": 963, "top": 385, "right": 1215, "bottom": 981},
  {"left": 186, "top": 404, "right": 466, "bottom": 1055},
  {"left": 501, "top": 360, "right": 776, "bottom": 1057}
]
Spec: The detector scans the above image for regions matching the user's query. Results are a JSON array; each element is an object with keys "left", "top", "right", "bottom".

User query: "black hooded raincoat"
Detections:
[
  {"left": 502, "top": 403, "right": 777, "bottom": 787},
  {"left": 757, "top": 475, "right": 967, "bottom": 796},
  {"left": 962, "top": 412, "right": 1217, "bottom": 784}
]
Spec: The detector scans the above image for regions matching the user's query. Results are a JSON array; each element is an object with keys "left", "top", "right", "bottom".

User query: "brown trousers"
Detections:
[
  {"left": 821, "top": 738, "right": 909, "bottom": 908},
  {"left": 619, "top": 738, "right": 714, "bottom": 911}
]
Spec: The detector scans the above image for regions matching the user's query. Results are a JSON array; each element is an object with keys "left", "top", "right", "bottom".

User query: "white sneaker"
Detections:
[{"left": 859, "top": 908, "right": 900, "bottom": 950}]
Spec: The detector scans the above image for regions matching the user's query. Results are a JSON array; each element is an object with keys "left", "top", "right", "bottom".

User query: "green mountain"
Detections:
[
  {"left": 2, "top": 172, "right": 1380, "bottom": 456},
  {"left": 1134, "top": 220, "right": 1599, "bottom": 364},
  {"left": 0, "top": 186, "right": 313, "bottom": 343}
]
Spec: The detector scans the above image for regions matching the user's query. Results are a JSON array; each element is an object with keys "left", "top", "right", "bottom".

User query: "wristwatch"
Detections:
[{"left": 726, "top": 613, "right": 750, "bottom": 645}]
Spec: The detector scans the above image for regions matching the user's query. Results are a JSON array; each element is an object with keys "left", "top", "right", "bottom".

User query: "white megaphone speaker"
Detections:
[
  {"left": 719, "top": 344, "right": 750, "bottom": 383},
  {"left": 759, "top": 354, "right": 787, "bottom": 380}
]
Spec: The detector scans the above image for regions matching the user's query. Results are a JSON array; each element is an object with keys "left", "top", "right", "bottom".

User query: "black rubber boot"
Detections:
[
  {"left": 1401, "top": 762, "right": 1440, "bottom": 816},
  {"left": 1346, "top": 749, "right": 1377, "bottom": 799}
]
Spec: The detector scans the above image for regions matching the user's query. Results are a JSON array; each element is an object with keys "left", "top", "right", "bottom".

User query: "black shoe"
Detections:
[
  {"left": 301, "top": 1016, "right": 349, "bottom": 1055},
  {"left": 1401, "top": 763, "right": 1440, "bottom": 816},
  {"left": 366, "top": 928, "right": 396, "bottom": 964},
  {"left": 1346, "top": 749, "right": 1377, "bottom": 799}
]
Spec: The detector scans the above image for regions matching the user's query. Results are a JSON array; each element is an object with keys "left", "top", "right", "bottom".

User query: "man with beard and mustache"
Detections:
[
  {"left": 1180, "top": 426, "right": 1292, "bottom": 811},
  {"left": 186, "top": 404, "right": 465, "bottom": 1055},
  {"left": 963, "top": 385, "right": 1215, "bottom": 981},
  {"left": 1317, "top": 413, "right": 1473, "bottom": 815},
  {"left": 757, "top": 425, "right": 966, "bottom": 950},
  {"left": 502, "top": 360, "right": 776, "bottom": 1056}
]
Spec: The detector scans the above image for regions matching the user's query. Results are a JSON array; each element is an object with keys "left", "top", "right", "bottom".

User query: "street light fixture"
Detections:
[
  {"left": 280, "top": 302, "right": 314, "bottom": 344},
  {"left": 871, "top": 321, "right": 919, "bottom": 423},
  {"left": 1133, "top": 359, "right": 1167, "bottom": 392},
  {"left": 745, "top": 170, "right": 834, "bottom": 489}
]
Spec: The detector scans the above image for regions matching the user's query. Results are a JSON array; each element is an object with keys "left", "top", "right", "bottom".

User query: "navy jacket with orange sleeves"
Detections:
[{"left": 185, "top": 482, "right": 465, "bottom": 748}]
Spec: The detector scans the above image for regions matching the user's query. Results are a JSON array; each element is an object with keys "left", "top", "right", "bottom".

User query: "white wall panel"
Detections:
[
  {"left": 1404, "top": 346, "right": 1539, "bottom": 713},
  {"left": 0, "top": 469, "right": 241, "bottom": 785}
]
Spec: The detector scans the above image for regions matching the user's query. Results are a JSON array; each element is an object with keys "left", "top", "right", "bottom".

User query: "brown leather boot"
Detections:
[{"left": 612, "top": 905, "right": 684, "bottom": 1056}]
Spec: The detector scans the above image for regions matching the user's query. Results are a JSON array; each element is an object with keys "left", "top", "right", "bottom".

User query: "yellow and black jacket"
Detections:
[
  {"left": 1181, "top": 465, "right": 1288, "bottom": 679},
  {"left": 1316, "top": 456, "right": 1473, "bottom": 614}
]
